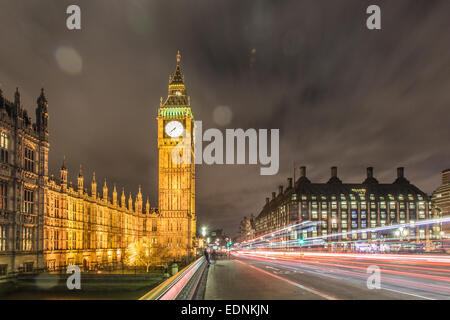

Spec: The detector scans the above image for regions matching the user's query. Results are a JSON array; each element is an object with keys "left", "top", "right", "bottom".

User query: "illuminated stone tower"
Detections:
[{"left": 157, "top": 51, "right": 196, "bottom": 260}]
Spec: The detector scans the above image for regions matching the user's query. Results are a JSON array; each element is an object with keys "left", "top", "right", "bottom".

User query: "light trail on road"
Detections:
[{"left": 232, "top": 251, "right": 450, "bottom": 299}]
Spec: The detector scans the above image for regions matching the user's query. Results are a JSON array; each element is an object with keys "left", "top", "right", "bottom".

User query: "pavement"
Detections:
[{"left": 204, "top": 254, "right": 450, "bottom": 300}]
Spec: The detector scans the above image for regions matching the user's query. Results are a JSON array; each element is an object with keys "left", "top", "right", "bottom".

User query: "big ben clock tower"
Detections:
[{"left": 157, "top": 51, "right": 196, "bottom": 260}]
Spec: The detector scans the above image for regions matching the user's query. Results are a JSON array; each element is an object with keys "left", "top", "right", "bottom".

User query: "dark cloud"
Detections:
[{"left": 0, "top": 0, "right": 449, "bottom": 237}]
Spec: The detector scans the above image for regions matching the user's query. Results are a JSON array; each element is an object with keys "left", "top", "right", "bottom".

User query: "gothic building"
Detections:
[
  {"left": 0, "top": 87, "right": 50, "bottom": 275},
  {"left": 0, "top": 51, "right": 197, "bottom": 277},
  {"left": 157, "top": 51, "right": 196, "bottom": 259}
]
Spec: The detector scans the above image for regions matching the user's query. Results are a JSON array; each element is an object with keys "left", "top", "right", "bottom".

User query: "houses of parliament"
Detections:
[{"left": 0, "top": 52, "right": 196, "bottom": 276}]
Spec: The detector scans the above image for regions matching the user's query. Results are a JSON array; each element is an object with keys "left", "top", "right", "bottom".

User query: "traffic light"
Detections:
[{"left": 298, "top": 236, "right": 304, "bottom": 245}]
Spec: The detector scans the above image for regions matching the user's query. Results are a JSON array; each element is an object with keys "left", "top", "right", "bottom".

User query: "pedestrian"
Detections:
[
  {"left": 204, "top": 248, "right": 210, "bottom": 266},
  {"left": 211, "top": 249, "right": 217, "bottom": 264}
]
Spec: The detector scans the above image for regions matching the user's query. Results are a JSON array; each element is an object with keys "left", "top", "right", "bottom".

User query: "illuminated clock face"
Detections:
[{"left": 165, "top": 120, "right": 183, "bottom": 137}]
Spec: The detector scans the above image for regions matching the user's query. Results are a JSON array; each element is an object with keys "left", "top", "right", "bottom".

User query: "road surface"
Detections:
[{"left": 204, "top": 252, "right": 450, "bottom": 300}]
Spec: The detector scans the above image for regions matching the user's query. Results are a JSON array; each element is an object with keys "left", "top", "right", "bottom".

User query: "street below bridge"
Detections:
[{"left": 203, "top": 252, "right": 450, "bottom": 300}]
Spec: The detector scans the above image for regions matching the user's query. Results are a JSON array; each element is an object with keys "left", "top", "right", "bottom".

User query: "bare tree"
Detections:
[{"left": 124, "top": 237, "right": 169, "bottom": 272}]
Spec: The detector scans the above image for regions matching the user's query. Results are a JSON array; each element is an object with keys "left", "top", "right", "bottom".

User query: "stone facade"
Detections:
[
  {"left": 0, "top": 52, "right": 197, "bottom": 277},
  {"left": 254, "top": 166, "right": 442, "bottom": 244},
  {"left": 431, "top": 169, "right": 450, "bottom": 236}
]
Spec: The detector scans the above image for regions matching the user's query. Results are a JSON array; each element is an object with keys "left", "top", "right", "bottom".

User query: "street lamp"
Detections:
[{"left": 201, "top": 226, "right": 207, "bottom": 237}]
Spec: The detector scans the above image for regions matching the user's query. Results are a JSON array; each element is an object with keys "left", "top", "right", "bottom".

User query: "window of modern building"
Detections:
[
  {"left": 419, "top": 229, "right": 425, "bottom": 239},
  {"left": 24, "top": 189, "right": 34, "bottom": 214},
  {"left": 24, "top": 147, "right": 35, "bottom": 172},
  {"left": 360, "top": 210, "right": 367, "bottom": 219},
  {"left": 390, "top": 211, "right": 396, "bottom": 220}
]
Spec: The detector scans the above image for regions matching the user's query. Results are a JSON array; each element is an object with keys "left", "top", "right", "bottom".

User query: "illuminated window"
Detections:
[
  {"left": 0, "top": 183, "right": 7, "bottom": 210},
  {"left": 419, "top": 229, "right": 425, "bottom": 239},
  {"left": 361, "top": 210, "right": 367, "bottom": 219},
  {"left": 23, "top": 190, "right": 34, "bottom": 214},
  {"left": 22, "top": 226, "right": 33, "bottom": 251},
  {"left": 0, "top": 132, "right": 8, "bottom": 163},
  {"left": 0, "top": 225, "right": 6, "bottom": 251},
  {"left": 24, "top": 148, "right": 35, "bottom": 172}
]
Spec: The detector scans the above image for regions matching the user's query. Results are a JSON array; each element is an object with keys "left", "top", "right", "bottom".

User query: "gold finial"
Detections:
[{"left": 176, "top": 50, "right": 181, "bottom": 64}]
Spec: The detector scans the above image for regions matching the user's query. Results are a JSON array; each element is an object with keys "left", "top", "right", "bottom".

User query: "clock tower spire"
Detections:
[{"left": 157, "top": 50, "right": 196, "bottom": 260}]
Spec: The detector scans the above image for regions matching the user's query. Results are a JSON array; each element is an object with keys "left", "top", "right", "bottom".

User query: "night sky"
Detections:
[{"left": 0, "top": 0, "right": 449, "bottom": 236}]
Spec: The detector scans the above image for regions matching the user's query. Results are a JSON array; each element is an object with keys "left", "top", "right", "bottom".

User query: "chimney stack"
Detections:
[
  {"left": 278, "top": 185, "right": 284, "bottom": 195},
  {"left": 331, "top": 166, "right": 337, "bottom": 178},
  {"left": 442, "top": 169, "right": 450, "bottom": 184},
  {"left": 367, "top": 167, "right": 373, "bottom": 178},
  {"left": 300, "top": 166, "right": 306, "bottom": 177},
  {"left": 265, "top": 197, "right": 270, "bottom": 205},
  {"left": 272, "top": 192, "right": 276, "bottom": 199},
  {"left": 287, "top": 178, "right": 293, "bottom": 188},
  {"left": 397, "top": 167, "right": 404, "bottom": 179}
]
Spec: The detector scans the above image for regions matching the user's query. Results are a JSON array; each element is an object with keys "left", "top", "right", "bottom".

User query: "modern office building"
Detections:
[{"left": 254, "top": 167, "right": 441, "bottom": 244}]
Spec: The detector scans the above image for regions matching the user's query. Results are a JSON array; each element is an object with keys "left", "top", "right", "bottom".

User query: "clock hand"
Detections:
[{"left": 170, "top": 127, "right": 177, "bottom": 133}]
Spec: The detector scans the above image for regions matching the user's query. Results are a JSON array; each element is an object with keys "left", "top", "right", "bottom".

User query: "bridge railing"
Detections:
[{"left": 139, "top": 256, "right": 206, "bottom": 300}]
